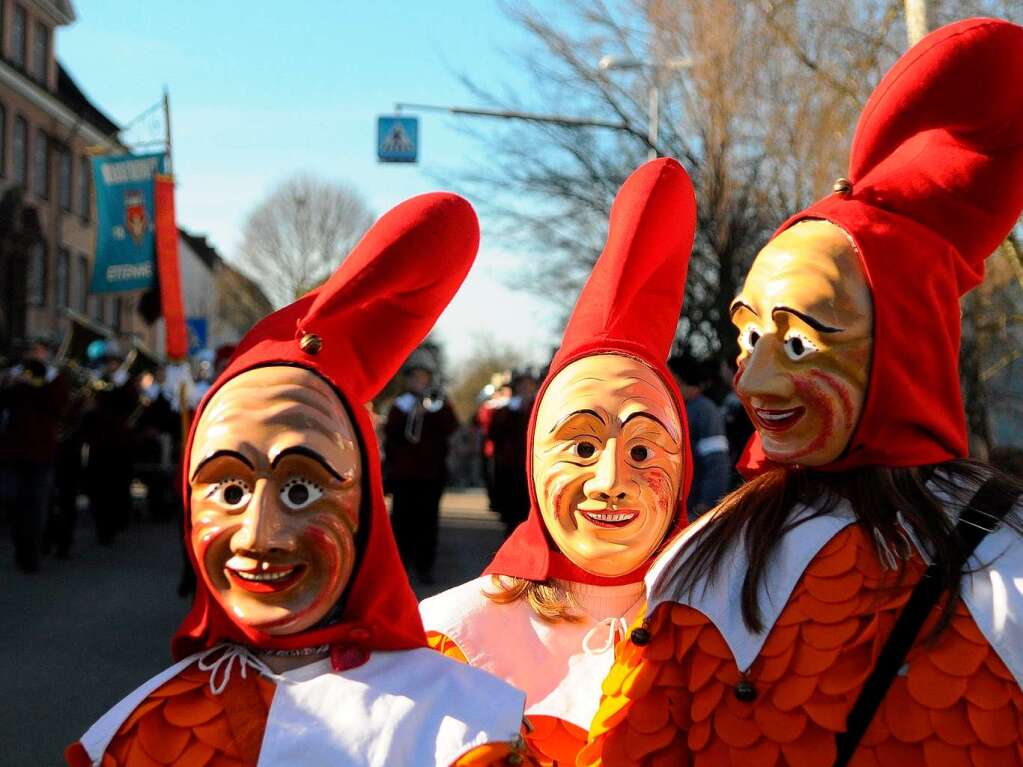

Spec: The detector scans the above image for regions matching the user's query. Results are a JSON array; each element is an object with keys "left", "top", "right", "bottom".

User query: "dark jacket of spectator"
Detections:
[{"left": 685, "top": 393, "right": 731, "bottom": 517}]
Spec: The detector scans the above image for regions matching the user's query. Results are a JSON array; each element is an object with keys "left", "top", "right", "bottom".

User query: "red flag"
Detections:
[{"left": 154, "top": 174, "right": 187, "bottom": 360}]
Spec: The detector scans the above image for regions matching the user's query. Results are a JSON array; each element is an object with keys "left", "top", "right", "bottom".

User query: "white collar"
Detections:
[
  {"left": 646, "top": 488, "right": 1023, "bottom": 690},
  {"left": 647, "top": 500, "right": 857, "bottom": 672},
  {"left": 79, "top": 645, "right": 525, "bottom": 767},
  {"left": 420, "top": 576, "right": 645, "bottom": 730}
]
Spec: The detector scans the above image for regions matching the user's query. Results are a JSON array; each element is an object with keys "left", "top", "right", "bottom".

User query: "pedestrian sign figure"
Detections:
[{"left": 378, "top": 115, "right": 418, "bottom": 162}]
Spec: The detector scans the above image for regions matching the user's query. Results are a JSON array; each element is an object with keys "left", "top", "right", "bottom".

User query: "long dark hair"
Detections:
[{"left": 666, "top": 459, "right": 1022, "bottom": 636}]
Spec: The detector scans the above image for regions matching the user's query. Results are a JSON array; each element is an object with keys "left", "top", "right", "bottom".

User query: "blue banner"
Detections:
[
  {"left": 186, "top": 316, "right": 208, "bottom": 355},
  {"left": 91, "top": 152, "right": 168, "bottom": 294}
]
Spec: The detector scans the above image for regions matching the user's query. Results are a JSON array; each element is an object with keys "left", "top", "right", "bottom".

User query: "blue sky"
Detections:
[{"left": 59, "top": 0, "right": 559, "bottom": 369}]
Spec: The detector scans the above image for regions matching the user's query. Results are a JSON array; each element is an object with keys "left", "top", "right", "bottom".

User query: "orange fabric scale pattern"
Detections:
[
  {"left": 65, "top": 658, "right": 536, "bottom": 767},
  {"left": 427, "top": 631, "right": 586, "bottom": 766},
  {"left": 581, "top": 526, "right": 1023, "bottom": 767},
  {"left": 66, "top": 663, "right": 275, "bottom": 767}
]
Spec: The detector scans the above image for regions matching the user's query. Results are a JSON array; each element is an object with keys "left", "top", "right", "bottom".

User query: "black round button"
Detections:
[
  {"left": 734, "top": 679, "right": 757, "bottom": 702},
  {"left": 630, "top": 627, "right": 651, "bottom": 646}
]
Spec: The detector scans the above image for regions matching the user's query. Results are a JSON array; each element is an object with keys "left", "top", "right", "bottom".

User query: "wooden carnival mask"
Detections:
[
  {"left": 532, "top": 353, "right": 684, "bottom": 577},
  {"left": 731, "top": 220, "right": 874, "bottom": 466},
  {"left": 188, "top": 366, "right": 362, "bottom": 636}
]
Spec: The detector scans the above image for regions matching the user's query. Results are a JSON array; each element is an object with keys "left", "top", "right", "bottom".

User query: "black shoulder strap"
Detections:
[{"left": 833, "top": 477, "right": 1020, "bottom": 767}]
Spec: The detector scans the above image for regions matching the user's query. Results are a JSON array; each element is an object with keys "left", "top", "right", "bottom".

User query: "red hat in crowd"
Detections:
[
  {"left": 741, "top": 17, "right": 1023, "bottom": 475},
  {"left": 173, "top": 192, "right": 479, "bottom": 658},
  {"left": 486, "top": 158, "right": 697, "bottom": 586}
]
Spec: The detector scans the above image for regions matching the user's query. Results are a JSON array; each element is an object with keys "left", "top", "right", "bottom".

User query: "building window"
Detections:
[
  {"left": 56, "top": 247, "right": 70, "bottom": 309},
  {"left": 77, "top": 253, "right": 89, "bottom": 313},
  {"left": 13, "top": 116, "right": 26, "bottom": 185},
  {"left": 27, "top": 241, "right": 46, "bottom": 307},
  {"left": 57, "top": 146, "right": 70, "bottom": 210},
  {"left": 78, "top": 155, "right": 91, "bottom": 220},
  {"left": 11, "top": 5, "right": 26, "bottom": 68},
  {"left": 32, "top": 128, "right": 47, "bottom": 198},
  {"left": 31, "top": 21, "right": 48, "bottom": 83}
]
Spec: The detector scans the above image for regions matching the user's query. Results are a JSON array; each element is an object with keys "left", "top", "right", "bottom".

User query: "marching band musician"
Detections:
[{"left": 384, "top": 349, "right": 458, "bottom": 585}]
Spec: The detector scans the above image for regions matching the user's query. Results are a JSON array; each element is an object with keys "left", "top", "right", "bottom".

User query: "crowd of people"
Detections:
[{"left": 0, "top": 337, "right": 224, "bottom": 576}]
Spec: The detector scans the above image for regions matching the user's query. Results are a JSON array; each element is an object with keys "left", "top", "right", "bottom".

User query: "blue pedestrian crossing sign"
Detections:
[{"left": 377, "top": 115, "right": 419, "bottom": 163}]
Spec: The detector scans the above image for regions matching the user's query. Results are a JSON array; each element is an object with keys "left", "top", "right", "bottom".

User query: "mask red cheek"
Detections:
[
  {"left": 301, "top": 525, "right": 348, "bottom": 616},
  {"left": 191, "top": 519, "right": 231, "bottom": 584},
  {"left": 642, "top": 470, "right": 674, "bottom": 520},
  {"left": 542, "top": 471, "right": 572, "bottom": 519},
  {"left": 787, "top": 374, "right": 847, "bottom": 460}
]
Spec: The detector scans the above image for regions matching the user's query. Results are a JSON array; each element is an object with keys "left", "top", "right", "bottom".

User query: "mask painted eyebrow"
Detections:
[
  {"left": 772, "top": 306, "right": 844, "bottom": 334},
  {"left": 190, "top": 449, "right": 255, "bottom": 481},
  {"left": 548, "top": 408, "right": 606, "bottom": 435},
  {"left": 270, "top": 445, "right": 346, "bottom": 482},
  {"left": 623, "top": 411, "right": 677, "bottom": 442},
  {"left": 730, "top": 300, "right": 756, "bottom": 318}
]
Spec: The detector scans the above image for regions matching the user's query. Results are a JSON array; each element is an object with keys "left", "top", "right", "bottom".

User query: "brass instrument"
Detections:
[{"left": 403, "top": 387, "right": 446, "bottom": 444}]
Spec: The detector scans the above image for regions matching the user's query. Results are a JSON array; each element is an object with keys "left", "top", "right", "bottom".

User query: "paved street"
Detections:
[{"left": 0, "top": 488, "right": 504, "bottom": 766}]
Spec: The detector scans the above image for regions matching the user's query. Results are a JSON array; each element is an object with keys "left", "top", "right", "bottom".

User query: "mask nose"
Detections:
[
  {"left": 736, "top": 337, "right": 794, "bottom": 403},
  {"left": 230, "top": 479, "right": 296, "bottom": 556},
  {"left": 583, "top": 439, "right": 629, "bottom": 503}
]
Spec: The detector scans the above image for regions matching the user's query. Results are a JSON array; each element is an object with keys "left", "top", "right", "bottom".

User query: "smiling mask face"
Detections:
[
  {"left": 531, "top": 354, "right": 684, "bottom": 577},
  {"left": 731, "top": 220, "right": 874, "bottom": 466},
  {"left": 189, "top": 366, "right": 362, "bottom": 636}
]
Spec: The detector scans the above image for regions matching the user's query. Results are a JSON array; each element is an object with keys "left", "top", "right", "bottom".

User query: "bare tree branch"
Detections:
[{"left": 236, "top": 174, "right": 374, "bottom": 308}]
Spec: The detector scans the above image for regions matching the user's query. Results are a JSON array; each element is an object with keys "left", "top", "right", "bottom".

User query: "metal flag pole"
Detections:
[{"left": 163, "top": 86, "right": 174, "bottom": 175}]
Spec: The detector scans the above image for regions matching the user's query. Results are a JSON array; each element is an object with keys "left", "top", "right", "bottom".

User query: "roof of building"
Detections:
[
  {"left": 178, "top": 228, "right": 223, "bottom": 271},
  {"left": 219, "top": 261, "right": 273, "bottom": 312},
  {"left": 56, "top": 62, "right": 120, "bottom": 137},
  {"left": 215, "top": 260, "right": 275, "bottom": 340}
]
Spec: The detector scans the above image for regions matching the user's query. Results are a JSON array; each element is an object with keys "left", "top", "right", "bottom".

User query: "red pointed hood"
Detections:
[
  {"left": 486, "top": 158, "right": 697, "bottom": 585},
  {"left": 741, "top": 18, "right": 1023, "bottom": 476},
  {"left": 173, "top": 192, "right": 479, "bottom": 658}
]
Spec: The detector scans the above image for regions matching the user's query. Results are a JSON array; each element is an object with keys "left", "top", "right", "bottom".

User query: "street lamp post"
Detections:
[{"left": 597, "top": 55, "right": 692, "bottom": 161}]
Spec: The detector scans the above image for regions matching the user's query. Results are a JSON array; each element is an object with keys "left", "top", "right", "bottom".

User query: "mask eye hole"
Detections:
[
  {"left": 783, "top": 333, "right": 819, "bottom": 361},
  {"left": 575, "top": 440, "right": 597, "bottom": 459},
  {"left": 629, "top": 445, "right": 650, "bottom": 463},
  {"left": 280, "top": 478, "right": 323, "bottom": 510},
  {"left": 207, "top": 479, "right": 251, "bottom": 510},
  {"left": 739, "top": 324, "right": 762, "bottom": 354}
]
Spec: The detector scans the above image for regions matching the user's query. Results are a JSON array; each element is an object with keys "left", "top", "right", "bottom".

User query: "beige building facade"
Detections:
[{"left": 0, "top": 0, "right": 161, "bottom": 360}]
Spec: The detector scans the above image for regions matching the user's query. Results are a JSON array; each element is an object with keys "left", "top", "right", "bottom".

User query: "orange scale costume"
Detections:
[
  {"left": 66, "top": 192, "right": 534, "bottom": 767},
  {"left": 420, "top": 158, "right": 698, "bottom": 766},
  {"left": 583, "top": 17, "right": 1023, "bottom": 767}
]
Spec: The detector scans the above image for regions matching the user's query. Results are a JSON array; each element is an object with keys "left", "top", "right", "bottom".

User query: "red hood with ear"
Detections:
[
  {"left": 173, "top": 192, "right": 479, "bottom": 658},
  {"left": 740, "top": 18, "right": 1023, "bottom": 476},
  {"left": 485, "top": 158, "right": 697, "bottom": 586}
]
